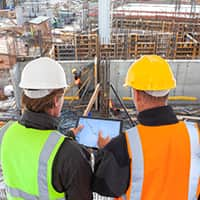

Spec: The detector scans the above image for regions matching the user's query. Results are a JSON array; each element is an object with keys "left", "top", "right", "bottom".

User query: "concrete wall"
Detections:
[
  {"left": 14, "top": 59, "right": 200, "bottom": 108},
  {"left": 109, "top": 60, "right": 200, "bottom": 102}
]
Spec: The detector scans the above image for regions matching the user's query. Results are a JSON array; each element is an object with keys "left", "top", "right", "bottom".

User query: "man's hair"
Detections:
[{"left": 21, "top": 88, "right": 64, "bottom": 113}]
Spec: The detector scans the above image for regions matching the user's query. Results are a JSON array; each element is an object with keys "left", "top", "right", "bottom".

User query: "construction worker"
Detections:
[
  {"left": 0, "top": 57, "right": 93, "bottom": 200},
  {"left": 93, "top": 55, "right": 200, "bottom": 200},
  {"left": 72, "top": 68, "right": 84, "bottom": 98}
]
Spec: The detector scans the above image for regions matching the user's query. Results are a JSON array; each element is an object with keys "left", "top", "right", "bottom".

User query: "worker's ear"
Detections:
[
  {"left": 53, "top": 95, "right": 60, "bottom": 108},
  {"left": 132, "top": 89, "right": 139, "bottom": 101},
  {"left": 132, "top": 89, "right": 142, "bottom": 110}
]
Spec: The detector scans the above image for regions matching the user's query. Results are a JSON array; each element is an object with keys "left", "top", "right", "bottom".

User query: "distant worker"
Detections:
[
  {"left": 0, "top": 57, "right": 93, "bottom": 200},
  {"left": 93, "top": 55, "right": 200, "bottom": 199},
  {"left": 72, "top": 68, "right": 84, "bottom": 98}
]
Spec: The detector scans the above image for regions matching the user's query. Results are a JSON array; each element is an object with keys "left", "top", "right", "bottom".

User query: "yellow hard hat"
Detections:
[
  {"left": 72, "top": 68, "right": 77, "bottom": 74},
  {"left": 124, "top": 55, "right": 176, "bottom": 91}
]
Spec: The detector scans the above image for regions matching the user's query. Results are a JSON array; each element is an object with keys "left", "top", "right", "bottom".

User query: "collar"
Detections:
[
  {"left": 19, "top": 109, "right": 59, "bottom": 130},
  {"left": 137, "top": 105, "right": 178, "bottom": 126}
]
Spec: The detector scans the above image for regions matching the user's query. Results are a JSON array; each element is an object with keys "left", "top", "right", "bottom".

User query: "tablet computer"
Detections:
[{"left": 76, "top": 116, "right": 122, "bottom": 148}]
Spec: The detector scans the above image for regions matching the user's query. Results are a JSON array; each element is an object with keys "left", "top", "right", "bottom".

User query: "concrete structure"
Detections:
[{"left": 13, "top": 59, "right": 200, "bottom": 110}]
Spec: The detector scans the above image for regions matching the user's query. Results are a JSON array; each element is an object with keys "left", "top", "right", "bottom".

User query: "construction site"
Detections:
[{"left": 0, "top": 0, "right": 200, "bottom": 199}]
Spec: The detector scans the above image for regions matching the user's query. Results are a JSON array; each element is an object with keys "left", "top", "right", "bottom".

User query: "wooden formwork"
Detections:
[
  {"left": 187, "top": 33, "right": 200, "bottom": 59},
  {"left": 174, "top": 42, "right": 196, "bottom": 59},
  {"left": 54, "top": 44, "right": 75, "bottom": 60},
  {"left": 100, "top": 44, "right": 115, "bottom": 59},
  {"left": 52, "top": 31, "right": 200, "bottom": 60},
  {"left": 75, "top": 34, "right": 97, "bottom": 60},
  {"left": 111, "top": 34, "right": 129, "bottom": 59},
  {"left": 169, "top": 33, "right": 199, "bottom": 59},
  {"left": 113, "top": 18, "right": 200, "bottom": 34},
  {"left": 127, "top": 34, "right": 137, "bottom": 58},
  {"left": 127, "top": 33, "right": 157, "bottom": 58},
  {"left": 53, "top": 33, "right": 75, "bottom": 60}
]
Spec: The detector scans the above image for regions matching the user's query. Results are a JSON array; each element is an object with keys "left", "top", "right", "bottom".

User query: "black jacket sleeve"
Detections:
[
  {"left": 64, "top": 130, "right": 76, "bottom": 140},
  {"left": 92, "top": 133, "right": 130, "bottom": 197},
  {"left": 52, "top": 139, "right": 93, "bottom": 200}
]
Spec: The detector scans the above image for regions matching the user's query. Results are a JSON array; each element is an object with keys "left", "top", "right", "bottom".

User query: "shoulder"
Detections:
[
  {"left": 56, "top": 138, "right": 91, "bottom": 164},
  {"left": 52, "top": 138, "right": 92, "bottom": 194}
]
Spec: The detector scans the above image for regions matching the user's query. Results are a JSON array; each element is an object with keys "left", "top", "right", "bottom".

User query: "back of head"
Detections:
[
  {"left": 19, "top": 57, "right": 67, "bottom": 99},
  {"left": 124, "top": 55, "right": 176, "bottom": 97}
]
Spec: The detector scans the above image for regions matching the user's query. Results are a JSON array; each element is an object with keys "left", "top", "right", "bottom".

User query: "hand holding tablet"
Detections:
[{"left": 76, "top": 116, "right": 122, "bottom": 148}]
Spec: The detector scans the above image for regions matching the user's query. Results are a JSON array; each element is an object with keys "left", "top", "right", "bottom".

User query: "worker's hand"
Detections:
[
  {"left": 97, "top": 131, "right": 111, "bottom": 148},
  {"left": 70, "top": 124, "right": 84, "bottom": 136}
]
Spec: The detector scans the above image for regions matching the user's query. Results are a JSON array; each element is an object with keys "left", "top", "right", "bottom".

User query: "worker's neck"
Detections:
[{"left": 137, "top": 102, "right": 167, "bottom": 113}]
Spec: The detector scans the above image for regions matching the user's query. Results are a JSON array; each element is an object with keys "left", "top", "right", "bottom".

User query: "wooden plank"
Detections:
[{"left": 83, "top": 83, "right": 101, "bottom": 116}]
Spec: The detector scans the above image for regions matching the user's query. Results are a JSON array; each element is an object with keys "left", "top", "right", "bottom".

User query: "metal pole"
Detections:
[{"left": 110, "top": 83, "right": 136, "bottom": 126}]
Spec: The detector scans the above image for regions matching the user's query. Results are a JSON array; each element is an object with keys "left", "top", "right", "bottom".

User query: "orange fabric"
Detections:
[
  {"left": 197, "top": 178, "right": 200, "bottom": 198},
  {"left": 139, "top": 121, "right": 190, "bottom": 200},
  {"left": 125, "top": 121, "right": 191, "bottom": 200},
  {"left": 75, "top": 78, "right": 81, "bottom": 85},
  {"left": 195, "top": 123, "right": 200, "bottom": 197}
]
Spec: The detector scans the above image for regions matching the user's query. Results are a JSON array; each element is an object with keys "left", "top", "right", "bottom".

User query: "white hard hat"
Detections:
[{"left": 19, "top": 57, "right": 68, "bottom": 98}]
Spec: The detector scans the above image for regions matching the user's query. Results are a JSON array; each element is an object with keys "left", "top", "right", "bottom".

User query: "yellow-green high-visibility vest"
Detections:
[{"left": 0, "top": 121, "right": 65, "bottom": 200}]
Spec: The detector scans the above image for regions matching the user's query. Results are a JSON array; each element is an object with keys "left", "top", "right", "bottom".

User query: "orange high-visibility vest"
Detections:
[{"left": 116, "top": 121, "right": 200, "bottom": 200}]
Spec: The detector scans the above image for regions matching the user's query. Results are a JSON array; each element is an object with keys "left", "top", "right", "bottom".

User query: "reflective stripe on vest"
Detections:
[
  {"left": 6, "top": 187, "right": 38, "bottom": 200},
  {"left": 185, "top": 122, "right": 200, "bottom": 200},
  {"left": 0, "top": 121, "right": 14, "bottom": 144},
  {"left": 6, "top": 186, "right": 64, "bottom": 200},
  {"left": 126, "top": 127, "right": 144, "bottom": 200},
  {"left": 125, "top": 121, "right": 200, "bottom": 200},
  {"left": 121, "top": 195, "right": 126, "bottom": 200},
  {"left": 0, "top": 123, "right": 65, "bottom": 200}
]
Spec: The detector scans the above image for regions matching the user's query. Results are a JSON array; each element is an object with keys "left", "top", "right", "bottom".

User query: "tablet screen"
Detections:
[{"left": 76, "top": 116, "right": 122, "bottom": 148}]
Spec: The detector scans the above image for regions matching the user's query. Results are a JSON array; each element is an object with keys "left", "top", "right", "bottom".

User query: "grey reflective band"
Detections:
[
  {"left": 121, "top": 194, "right": 126, "bottom": 200},
  {"left": 185, "top": 122, "right": 200, "bottom": 200},
  {"left": 90, "top": 153, "right": 95, "bottom": 172},
  {"left": 38, "top": 132, "right": 62, "bottom": 199},
  {"left": 6, "top": 186, "right": 38, "bottom": 200},
  {"left": 0, "top": 121, "right": 14, "bottom": 144},
  {"left": 126, "top": 127, "right": 144, "bottom": 200},
  {"left": 6, "top": 185, "right": 65, "bottom": 200}
]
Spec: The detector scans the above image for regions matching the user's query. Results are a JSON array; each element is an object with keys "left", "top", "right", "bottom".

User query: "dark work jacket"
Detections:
[
  {"left": 92, "top": 105, "right": 179, "bottom": 197},
  {"left": 19, "top": 110, "right": 93, "bottom": 200}
]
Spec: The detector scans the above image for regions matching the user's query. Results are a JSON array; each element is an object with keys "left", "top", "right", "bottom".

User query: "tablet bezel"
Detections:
[{"left": 76, "top": 116, "right": 123, "bottom": 147}]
